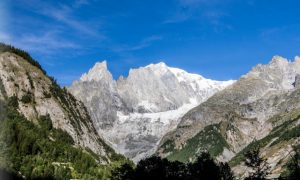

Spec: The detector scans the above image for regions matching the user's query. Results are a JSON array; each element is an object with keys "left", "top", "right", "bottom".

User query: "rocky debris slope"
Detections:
[
  {"left": 0, "top": 50, "right": 118, "bottom": 163},
  {"left": 69, "top": 61, "right": 234, "bottom": 161},
  {"left": 157, "top": 56, "right": 300, "bottom": 178}
]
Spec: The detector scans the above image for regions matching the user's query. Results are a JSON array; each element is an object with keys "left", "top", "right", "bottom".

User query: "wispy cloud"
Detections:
[
  {"left": 5, "top": 30, "right": 80, "bottom": 55},
  {"left": 5, "top": 0, "right": 105, "bottom": 56},
  {"left": 112, "top": 35, "right": 163, "bottom": 52},
  {"left": 15, "top": 0, "right": 104, "bottom": 38},
  {"left": 39, "top": 5, "right": 103, "bottom": 38}
]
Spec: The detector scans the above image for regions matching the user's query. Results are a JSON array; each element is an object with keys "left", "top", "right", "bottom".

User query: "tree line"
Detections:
[{"left": 111, "top": 147, "right": 300, "bottom": 180}]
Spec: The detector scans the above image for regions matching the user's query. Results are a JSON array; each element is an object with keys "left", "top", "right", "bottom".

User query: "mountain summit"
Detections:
[
  {"left": 80, "top": 61, "right": 113, "bottom": 82},
  {"left": 69, "top": 61, "right": 234, "bottom": 161}
]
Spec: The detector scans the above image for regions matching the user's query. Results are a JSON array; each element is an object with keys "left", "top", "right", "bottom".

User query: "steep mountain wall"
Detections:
[
  {"left": 0, "top": 51, "right": 118, "bottom": 163},
  {"left": 69, "top": 61, "right": 234, "bottom": 161}
]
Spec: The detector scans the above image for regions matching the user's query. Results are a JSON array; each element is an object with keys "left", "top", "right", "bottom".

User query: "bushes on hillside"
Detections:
[{"left": 20, "top": 93, "right": 32, "bottom": 104}]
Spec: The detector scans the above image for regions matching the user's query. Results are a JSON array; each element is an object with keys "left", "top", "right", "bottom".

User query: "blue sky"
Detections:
[{"left": 1, "top": 0, "right": 300, "bottom": 85}]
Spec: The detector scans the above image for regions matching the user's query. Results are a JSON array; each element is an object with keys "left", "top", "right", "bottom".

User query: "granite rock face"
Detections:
[
  {"left": 0, "top": 52, "right": 117, "bottom": 163},
  {"left": 69, "top": 61, "right": 234, "bottom": 161}
]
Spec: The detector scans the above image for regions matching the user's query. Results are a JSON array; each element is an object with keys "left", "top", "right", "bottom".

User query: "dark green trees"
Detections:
[
  {"left": 111, "top": 162, "right": 135, "bottom": 180},
  {"left": 111, "top": 153, "right": 235, "bottom": 180},
  {"left": 280, "top": 146, "right": 300, "bottom": 180},
  {"left": 134, "top": 156, "right": 187, "bottom": 180},
  {"left": 187, "top": 152, "right": 222, "bottom": 180},
  {"left": 244, "top": 148, "right": 270, "bottom": 180},
  {"left": 220, "top": 162, "right": 236, "bottom": 180}
]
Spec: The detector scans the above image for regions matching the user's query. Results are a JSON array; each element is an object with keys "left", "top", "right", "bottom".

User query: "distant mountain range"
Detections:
[{"left": 69, "top": 55, "right": 300, "bottom": 178}]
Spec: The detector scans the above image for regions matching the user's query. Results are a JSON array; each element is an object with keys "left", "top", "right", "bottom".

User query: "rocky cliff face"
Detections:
[
  {"left": 0, "top": 51, "right": 117, "bottom": 163},
  {"left": 158, "top": 56, "right": 300, "bottom": 178},
  {"left": 69, "top": 61, "right": 234, "bottom": 161}
]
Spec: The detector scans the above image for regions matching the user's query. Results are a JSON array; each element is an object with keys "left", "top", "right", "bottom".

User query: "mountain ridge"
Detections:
[
  {"left": 69, "top": 61, "right": 234, "bottom": 161},
  {"left": 157, "top": 55, "right": 300, "bottom": 178}
]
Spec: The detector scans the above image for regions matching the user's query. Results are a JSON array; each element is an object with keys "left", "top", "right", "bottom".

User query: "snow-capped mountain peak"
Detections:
[
  {"left": 69, "top": 61, "right": 235, "bottom": 162},
  {"left": 169, "top": 67, "right": 204, "bottom": 82},
  {"left": 269, "top": 55, "right": 289, "bottom": 66},
  {"left": 80, "top": 61, "right": 113, "bottom": 82},
  {"left": 145, "top": 62, "right": 167, "bottom": 68}
]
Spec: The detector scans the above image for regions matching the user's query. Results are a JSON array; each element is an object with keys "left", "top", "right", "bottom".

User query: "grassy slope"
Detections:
[{"left": 167, "top": 123, "right": 229, "bottom": 163}]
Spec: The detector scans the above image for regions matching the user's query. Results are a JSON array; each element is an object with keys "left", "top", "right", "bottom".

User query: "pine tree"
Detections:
[
  {"left": 244, "top": 147, "right": 270, "bottom": 180},
  {"left": 281, "top": 146, "right": 300, "bottom": 180},
  {"left": 219, "top": 162, "right": 235, "bottom": 180}
]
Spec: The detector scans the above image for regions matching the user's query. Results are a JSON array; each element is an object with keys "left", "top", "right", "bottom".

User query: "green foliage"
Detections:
[
  {"left": 244, "top": 148, "right": 270, "bottom": 180},
  {"left": 229, "top": 140, "right": 262, "bottom": 167},
  {"left": 270, "top": 125, "right": 300, "bottom": 146},
  {"left": 0, "top": 102, "right": 128, "bottom": 179},
  {"left": 26, "top": 72, "right": 34, "bottom": 89},
  {"left": 0, "top": 44, "right": 130, "bottom": 179},
  {"left": 187, "top": 153, "right": 222, "bottom": 180},
  {"left": 220, "top": 162, "right": 235, "bottom": 180},
  {"left": 20, "top": 92, "right": 33, "bottom": 104},
  {"left": 0, "top": 43, "right": 46, "bottom": 75},
  {"left": 110, "top": 153, "right": 235, "bottom": 180},
  {"left": 279, "top": 146, "right": 300, "bottom": 180},
  {"left": 38, "top": 114, "right": 53, "bottom": 131},
  {"left": 7, "top": 95, "right": 18, "bottom": 108},
  {"left": 167, "top": 124, "right": 229, "bottom": 163},
  {"left": 52, "top": 128, "right": 75, "bottom": 145},
  {"left": 160, "top": 140, "right": 176, "bottom": 154},
  {"left": 43, "top": 91, "right": 51, "bottom": 98},
  {"left": 111, "top": 162, "right": 135, "bottom": 180}
]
